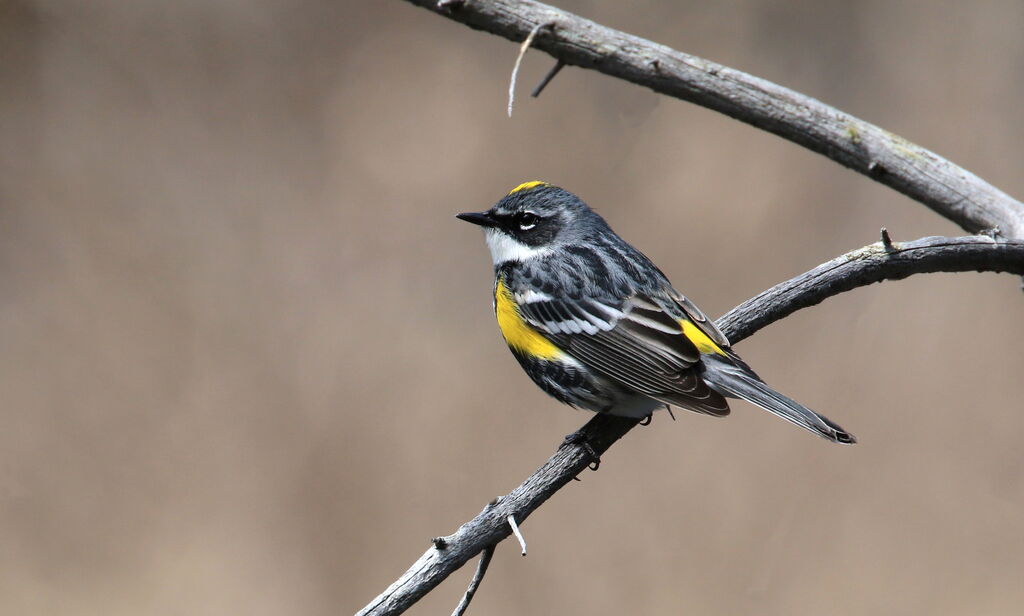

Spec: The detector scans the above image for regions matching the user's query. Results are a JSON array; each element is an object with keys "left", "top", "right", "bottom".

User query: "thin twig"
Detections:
[
  {"left": 450, "top": 546, "right": 495, "bottom": 616},
  {"left": 507, "top": 515, "right": 527, "bottom": 556},
  {"left": 508, "top": 21, "right": 548, "bottom": 117},
  {"left": 880, "top": 227, "right": 894, "bottom": 251},
  {"left": 531, "top": 60, "right": 565, "bottom": 97},
  {"left": 355, "top": 235, "right": 1024, "bottom": 616}
]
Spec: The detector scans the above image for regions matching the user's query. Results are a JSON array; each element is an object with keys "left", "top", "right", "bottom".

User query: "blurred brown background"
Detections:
[{"left": 2, "top": 1, "right": 1023, "bottom": 614}]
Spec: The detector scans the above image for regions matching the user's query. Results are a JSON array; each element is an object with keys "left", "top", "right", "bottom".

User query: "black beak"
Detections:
[{"left": 456, "top": 211, "right": 498, "bottom": 228}]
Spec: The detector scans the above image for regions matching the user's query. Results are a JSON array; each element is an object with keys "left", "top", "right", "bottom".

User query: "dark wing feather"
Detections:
[
  {"left": 668, "top": 288, "right": 732, "bottom": 350},
  {"left": 517, "top": 292, "right": 730, "bottom": 416}
]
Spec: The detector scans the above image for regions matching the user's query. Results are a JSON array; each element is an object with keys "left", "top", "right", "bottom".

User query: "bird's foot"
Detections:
[{"left": 563, "top": 430, "right": 601, "bottom": 471}]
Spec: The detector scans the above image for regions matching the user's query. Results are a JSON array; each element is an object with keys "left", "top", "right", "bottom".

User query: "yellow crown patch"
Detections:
[{"left": 508, "top": 181, "right": 550, "bottom": 195}]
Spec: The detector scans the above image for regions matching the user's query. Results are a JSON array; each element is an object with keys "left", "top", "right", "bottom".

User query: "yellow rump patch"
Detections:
[
  {"left": 679, "top": 319, "right": 726, "bottom": 356},
  {"left": 495, "top": 279, "right": 563, "bottom": 360},
  {"left": 508, "top": 181, "right": 550, "bottom": 195}
]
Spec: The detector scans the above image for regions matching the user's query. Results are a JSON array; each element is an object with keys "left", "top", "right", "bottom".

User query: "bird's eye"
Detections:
[{"left": 515, "top": 212, "right": 539, "bottom": 231}]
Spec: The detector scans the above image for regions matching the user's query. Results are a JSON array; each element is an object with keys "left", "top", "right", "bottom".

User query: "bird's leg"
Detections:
[
  {"left": 665, "top": 405, "right": 676, "bottom": 421},
  {"left": 638, "top": 414, "right": 653, "bottom": 426},
  {"left": 562, "top": 429, "right": 601, "bottom": 471}
]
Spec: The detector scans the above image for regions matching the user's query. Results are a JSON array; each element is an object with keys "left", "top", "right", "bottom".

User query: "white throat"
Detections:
[{"left": 484, "top": 229, "right": 551, "bottom": 265}]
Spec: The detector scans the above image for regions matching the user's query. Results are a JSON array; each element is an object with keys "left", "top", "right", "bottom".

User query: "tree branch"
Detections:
[
  {"left": 450, "top": 545, "right": 494, "bottom": 616},
  {"left": 405, "top": 0, "right": 1024, "bottom": 238},
  {"left": 355, "top": 235, "right": 1024, "bottom": 616},
  {"left": 718, "top": 234, "right": 1024, "bottom": 343}
]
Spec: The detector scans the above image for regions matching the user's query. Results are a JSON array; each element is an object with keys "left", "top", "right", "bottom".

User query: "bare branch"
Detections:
[
  {"left": 355, "top": 412, "right": 637, "bottom": 616},
  {"left": 718, "top": 235, "right": 1024, "bottom": 343},
  {"left": 355, "top": 235, "right": 1024, "bottom": 616},
  {"left": 450, "top": 546, "right": 494, "bottom": 616},
  {"left": 405, "top": 0, "right": 1024, "bottom": 238}
]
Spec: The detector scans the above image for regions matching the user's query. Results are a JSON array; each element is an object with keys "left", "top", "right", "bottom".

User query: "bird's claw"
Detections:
[{"left": 563, "top": 430, "right": 601, "bottom": 471}]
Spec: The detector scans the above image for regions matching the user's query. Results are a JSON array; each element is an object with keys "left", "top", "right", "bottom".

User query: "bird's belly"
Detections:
[
  {"left": 510, "top": 349, "right": 662, "bottom": 417},
  {"left": 603, "top": 395, "right": 663, "bottom": 418}
]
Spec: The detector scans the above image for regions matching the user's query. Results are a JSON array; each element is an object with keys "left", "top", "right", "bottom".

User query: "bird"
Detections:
[{"left": 456, "top": 181, "right": 855, "bottom": 444}]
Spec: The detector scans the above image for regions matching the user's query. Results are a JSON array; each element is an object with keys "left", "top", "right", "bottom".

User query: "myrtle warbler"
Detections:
[{"left": 457, "top": 181, "right": 854, "bottom": 444}]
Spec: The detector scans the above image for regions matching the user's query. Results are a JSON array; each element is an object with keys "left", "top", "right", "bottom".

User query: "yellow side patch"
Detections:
[
  {"left": 508, "top": 181, "right": 549, "bottom": 195},
  {"left": 680, "top": 319, "right": 726, "bottom": 356},
  {"left": 495, "top": 279, "right": 563, "bottom": 360}
]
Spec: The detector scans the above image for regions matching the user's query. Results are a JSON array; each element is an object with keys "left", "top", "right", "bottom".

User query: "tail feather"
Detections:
[{"left": 701, "top": 356, "right": 855, "bottom": 444}]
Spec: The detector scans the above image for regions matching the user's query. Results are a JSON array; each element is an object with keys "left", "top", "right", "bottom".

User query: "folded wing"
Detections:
[{"left": 516, "top": 291, "right": 730, "bottom": 416}]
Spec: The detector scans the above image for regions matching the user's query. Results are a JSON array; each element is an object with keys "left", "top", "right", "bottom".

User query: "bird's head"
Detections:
[{"left": 456, "top": 181, "right": 607, "bottom": 265}]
